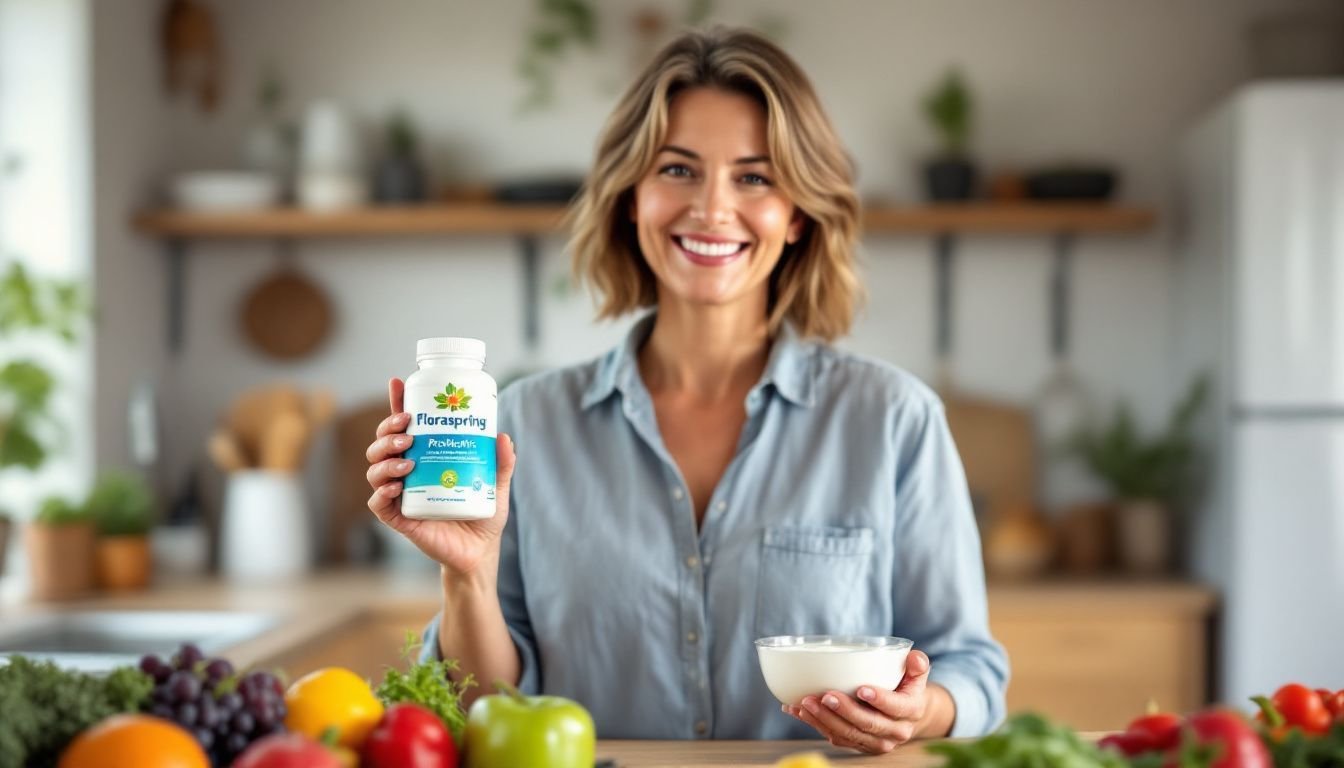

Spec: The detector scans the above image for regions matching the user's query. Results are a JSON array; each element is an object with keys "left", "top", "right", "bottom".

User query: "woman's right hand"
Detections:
[{"left": 366, "top": 377, "right": 516, "bottom": 578}]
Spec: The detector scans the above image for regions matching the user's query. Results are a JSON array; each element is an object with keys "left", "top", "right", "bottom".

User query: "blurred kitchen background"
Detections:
[{"left": 2, "top": 0, "right": 1342, "bottom": 731}]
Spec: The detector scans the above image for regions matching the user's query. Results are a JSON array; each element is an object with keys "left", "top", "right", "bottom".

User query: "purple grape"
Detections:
[
  {"left": 168, "top": 670, "right": 201, "bottom": 702},
  {"left": 254, "top": 704, "right": 276, "bottom": 730},
  {"left": 231, "top": 710, "right": 255, "bottom": 735},
  {"left": 197, "top": 697, "right": 218, "bottom": 729},
  {"left": 139, "top": 654, "right": 163, "bottom": 676},
  {"left": 225, "top": 732, "right": 249, "bottom": 755},
  {"left": 175, "top": 701, "right": 199, "bottom": 728},
  {"left": 193, "top": 728, "right": 214, "bottom": 751},
  {"left": 218, "top": 691, "right": 243, "bottom": 714},
  {"left": 150, "top": 703, "right": 174, "bottom": 720},
  {"left": 205, "top": 658, "right": 233, "bottom": 682},
  {"left": 175, "top": 643, "right": 204, "bottom": 670}
]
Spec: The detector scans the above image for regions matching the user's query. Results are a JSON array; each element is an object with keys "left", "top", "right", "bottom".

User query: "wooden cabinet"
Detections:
[{"left": 988, "top": 582, "right": 1217, "bottom": 731}]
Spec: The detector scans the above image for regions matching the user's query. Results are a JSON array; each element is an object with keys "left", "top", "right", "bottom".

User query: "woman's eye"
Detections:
[
  {"left": 659, "top": 163, "right": 693, "bottom": 178},
  {"left": 740, "top": 173, "right": 772, "bottom": 186}
]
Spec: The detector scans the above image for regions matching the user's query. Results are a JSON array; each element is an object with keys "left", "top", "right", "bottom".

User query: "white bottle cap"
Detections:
[{"left": 416, "top": 337, "right": 486, "bottom": 363}]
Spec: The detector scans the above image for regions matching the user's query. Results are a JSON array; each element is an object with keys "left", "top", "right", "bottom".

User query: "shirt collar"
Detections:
[{"left": 580, "top": 313, "right": 816, "bottom": 410}]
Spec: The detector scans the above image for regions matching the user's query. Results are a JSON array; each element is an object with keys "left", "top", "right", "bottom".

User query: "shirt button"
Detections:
[
  {"left": 715, "top": 500, "right": 727, "bottom": 512},
  {"left": 687, "top": 631, "right": 699, "bottom": 644},
  {"left": 671, "top": 487, "right": 684, "bottom": 500},
  {"left": 685, "top": 555, "right": 699, "bottom": 568},
  {"left": 695, "top": 720, "right": 709, "bottom": 736}
]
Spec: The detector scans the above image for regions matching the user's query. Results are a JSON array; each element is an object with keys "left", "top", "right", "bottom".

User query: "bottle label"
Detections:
[{"left": 404, "top": 381, "right": 496, "bottom": 507}]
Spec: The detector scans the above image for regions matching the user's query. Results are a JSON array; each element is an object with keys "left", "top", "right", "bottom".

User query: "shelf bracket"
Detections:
[
  {"left": 933, "top": 232, "right": 957, "bottom": 388},
  {"left": 1049, "top": 232, "right": 1076, "bottom": 361},
  {"left": 166, "top": 238, "right": 187, "bottom": 357}
]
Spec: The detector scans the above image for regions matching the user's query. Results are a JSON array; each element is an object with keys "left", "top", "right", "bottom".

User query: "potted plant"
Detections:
[
  {"left": 1066, "top": 376, "right": 1209, "bottom": 574},
  {"left": 26, "top": 496, "right": 95, "bottom": 600},
  {"left": 87, "top": 471, "right": 156, "bottom": 591},
  {"left": 921, "top": 69, "right": 977, "bottom": 201},
  {"left": 372, "top": 110, "right": 428, "bottom": 204}
]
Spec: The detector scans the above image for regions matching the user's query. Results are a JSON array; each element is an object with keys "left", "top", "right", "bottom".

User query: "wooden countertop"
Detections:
[
  {"left": 0, "top": 568, "right": 1216, "bottom": 671},
  {"left": 594, "top": 736, "right": 1108, "bottom": 766}
]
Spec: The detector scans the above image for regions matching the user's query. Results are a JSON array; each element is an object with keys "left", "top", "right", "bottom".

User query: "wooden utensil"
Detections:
[
  {"left": 227, "top": 385, "right": 304, "bottom": 464},
  {"left": 260, "top": 409, "right": 310, "bottom": 472},
  {"left": 208, "top": 430, "right": 249, "bottom": 473}
]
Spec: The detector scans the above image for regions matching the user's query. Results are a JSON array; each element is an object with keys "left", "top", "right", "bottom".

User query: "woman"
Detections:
[{"left": 366, "top": 27, "right": 1008, "bottom": 754}]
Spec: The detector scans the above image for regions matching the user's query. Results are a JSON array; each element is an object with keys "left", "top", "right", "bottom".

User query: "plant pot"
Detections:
[
  {"left": 373, "top": 152, "right": 427, "bottom": 203},
  {"left": 923, "top": 157, "right": 978, "bottom": 201},
  {"left": 1056, "top": 502, "right": 1113, "bottom": 575},
  {"left": 25, "top": 521, "right": 96, "bottom": 600},
  {"left": 983, "top": 502, "right": 1055, "bottom": 581},
  {"left": 1115, "top": 498, "right": 1171, "bottom": 575},
  {"left": 96, "top": 535, "right": 152, "bottom": 591}
]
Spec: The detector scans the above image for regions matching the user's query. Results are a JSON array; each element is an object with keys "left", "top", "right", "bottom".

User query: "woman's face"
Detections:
[{"left": 632, "top": 86, "right": 803, "bottom": 316}]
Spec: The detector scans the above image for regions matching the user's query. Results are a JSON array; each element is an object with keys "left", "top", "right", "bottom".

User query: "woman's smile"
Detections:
[{"left": 672, "top": 233, "right": 751, "bottom": 266}]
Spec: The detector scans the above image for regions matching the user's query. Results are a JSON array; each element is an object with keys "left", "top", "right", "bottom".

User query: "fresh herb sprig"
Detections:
[
  {"left": 374, "top": 632, "right": 475, "bottom": 744},
  {"left": 926, "top": 713, "right": 1130, "bottom": 768}
]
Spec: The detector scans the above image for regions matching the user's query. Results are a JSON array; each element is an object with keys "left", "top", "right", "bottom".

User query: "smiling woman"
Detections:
[{"left": 365, "top": 26, "right": 1008, "bottom": 757}]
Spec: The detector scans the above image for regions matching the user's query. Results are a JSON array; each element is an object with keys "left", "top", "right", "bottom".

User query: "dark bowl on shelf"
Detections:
[{"left": 1024, "top": 168, "right": 1117, "bottom": 201}]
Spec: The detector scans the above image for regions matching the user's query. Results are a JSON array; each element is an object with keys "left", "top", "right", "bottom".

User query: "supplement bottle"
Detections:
[{"left": 401, "top": 337, "right": 497, "bottom": 520}]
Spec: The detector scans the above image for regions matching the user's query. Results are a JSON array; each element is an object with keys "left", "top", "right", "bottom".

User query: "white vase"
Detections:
[
  {"left": 1115, "top": 498, "right": 1171, "bottom": 575},
  {"left": 221, "top": 470, "right": 312, "bottom": 581}
]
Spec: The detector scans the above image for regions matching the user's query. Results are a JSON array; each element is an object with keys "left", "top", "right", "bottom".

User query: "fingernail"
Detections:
[
  {"left": 384, "top": 482, "right": 402, "bottom": 495},
  {"left": 822, "top": 695, "right": 839, "bottom": 710},
  {"left": 399, "top": 460, "right": 413, "bottom": 471},
  {"left": 858, "top": 687, "right": 874, "bottom": 701},
  {"left": 780, "top": 704, "right": 789, "bottom": 714},
  {"left": 802, "top": 698, "right": 819, "bottom": 714},
  {"left": 394, "top": 435, "right": 411, "bottom": 447}
]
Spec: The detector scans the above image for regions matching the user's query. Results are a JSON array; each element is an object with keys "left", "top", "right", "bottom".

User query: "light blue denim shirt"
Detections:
[{"left": 421, "top": 314, "right": 1008, "bottom": 740}]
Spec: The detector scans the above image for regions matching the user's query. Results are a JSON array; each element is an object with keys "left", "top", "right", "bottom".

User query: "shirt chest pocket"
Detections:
[{"left": 754, "top": 525, "right": 879, "bottom": 639}]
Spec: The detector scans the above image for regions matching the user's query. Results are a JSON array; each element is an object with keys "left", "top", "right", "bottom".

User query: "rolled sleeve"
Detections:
[
  {"left": 891, "top": 394, "right": 1010, "bottom": 737},
  {"left": 416, "top": 611, "right": 541, "bottom": 696}
]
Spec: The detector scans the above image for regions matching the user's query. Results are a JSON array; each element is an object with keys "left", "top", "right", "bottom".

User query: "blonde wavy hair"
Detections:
[{"left": 567, "top": 27, "right": 863, "bottom": 341}]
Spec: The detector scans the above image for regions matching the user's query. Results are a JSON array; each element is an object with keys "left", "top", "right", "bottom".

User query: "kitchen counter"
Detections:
[
  {"left": 1, "top": 568, "right": 1215, "bottom": 730},
  {"left": 594, "top": 737, "right": 1107, "bottom": 766}
]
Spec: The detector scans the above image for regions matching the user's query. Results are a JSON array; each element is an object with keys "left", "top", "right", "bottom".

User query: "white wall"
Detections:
[{"left": 91, "top": 0, "right": 1310, "bottom": 527}]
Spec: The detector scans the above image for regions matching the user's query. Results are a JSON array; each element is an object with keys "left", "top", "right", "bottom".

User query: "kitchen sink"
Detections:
[{"left": 0, "top": 610, "right": 281, "bottom": 673}]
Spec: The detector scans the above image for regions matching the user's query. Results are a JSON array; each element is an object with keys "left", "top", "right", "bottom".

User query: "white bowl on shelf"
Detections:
[
  {"left": 755, "top": 635, "right": 913, "bottom": 705},
  {"left": 170, "top": 171, "right": 280, "bottom": 212}
]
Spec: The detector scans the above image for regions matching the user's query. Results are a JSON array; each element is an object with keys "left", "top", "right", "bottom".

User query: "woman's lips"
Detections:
[{"left": 672, "top": 235, "right": 749, "bottom": 267}]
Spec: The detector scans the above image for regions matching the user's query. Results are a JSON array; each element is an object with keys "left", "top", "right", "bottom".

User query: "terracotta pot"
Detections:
[
  {"left": 25, "top": 521, "right": 96, "bottom": 600},
  {"left": 96, "top": 535, "right": 153, "bottom": 591},
  {"left": 1115, "top": 498, "right": 1171, "bottom": 574},
  {"left": 1056, "top": 502, "right": 1114, "bottom": 575},
  {"left": 983, "top": 502, "right": 1055, "bottom": 581}
]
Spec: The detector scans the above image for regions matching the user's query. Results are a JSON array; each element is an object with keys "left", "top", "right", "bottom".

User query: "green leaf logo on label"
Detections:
[{"left": 433, "top": 383, "right": 472, "bottom": 412}]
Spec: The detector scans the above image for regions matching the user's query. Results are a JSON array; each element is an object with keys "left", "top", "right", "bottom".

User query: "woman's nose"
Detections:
[{"left": 689, "top": 176, "right": 735, "bottom": 225}]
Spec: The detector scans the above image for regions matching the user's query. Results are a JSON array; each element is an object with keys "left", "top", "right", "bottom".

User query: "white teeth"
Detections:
[{"left": 677, "top": 236, "right": 744, "bottom": 257}]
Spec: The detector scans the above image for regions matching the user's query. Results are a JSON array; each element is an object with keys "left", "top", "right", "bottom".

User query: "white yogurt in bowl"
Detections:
[{"left": 755, "top": 635, "right": 913, "bottom": 706}]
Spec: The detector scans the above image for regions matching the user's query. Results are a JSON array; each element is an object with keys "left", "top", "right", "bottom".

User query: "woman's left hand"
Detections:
[{"left": 782, "top": 649, "right": 934, "bottom": 754}]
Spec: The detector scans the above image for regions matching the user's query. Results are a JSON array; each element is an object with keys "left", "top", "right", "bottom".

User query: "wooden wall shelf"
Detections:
[{"left": 133, "top": 202, "right": 1155, "bottom": 239}]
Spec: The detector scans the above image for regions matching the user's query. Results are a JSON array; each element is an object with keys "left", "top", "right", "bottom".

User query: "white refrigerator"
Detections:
[{"left": 1176, "top": 81, "right": 1344, "bottom": 707}]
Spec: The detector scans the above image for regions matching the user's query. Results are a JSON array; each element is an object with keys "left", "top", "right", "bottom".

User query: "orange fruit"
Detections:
[
  {"left": 284, "top": 667, "right": 384, "bottom": 749},
  {"left": 58, "top": 714, "right": 209, "bottom": 768}
]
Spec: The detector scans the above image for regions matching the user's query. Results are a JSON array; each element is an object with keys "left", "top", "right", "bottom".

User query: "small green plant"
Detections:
[
  {"left": 923, "top": 69, "right": 972, "bottom": 158},
  {"left": 0, "top": 260, "right": 87, "bottom": 471},
  {"left": 517, "top": 0, "right": 598, "bottom": 112},
  {"left": 1066, "top": 375, "right": 1210, "bottom": 503},
  {"left": 386, "top": 110, "right": 418, "bottom": 157},
  {"left": 86, "top": 471, "right": 155, "bottom": 537},
  {"left": 33, "top": 496, "right": 91, "bottom": 527}
]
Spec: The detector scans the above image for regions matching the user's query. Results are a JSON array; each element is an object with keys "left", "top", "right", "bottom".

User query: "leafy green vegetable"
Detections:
[
  {"left": 1262, "top": 722, "right": 1344, "bottom": 768},
  {"left": 86, "top": 471, "right": 155, "bottom": 536},
  {"left": 374, "top": 632, "right": 475, "bottom": 745},
  {"left": 33, "top": 496, "right": 90, "bottom": 526},
  {"left": 926, "top": 713, "right": 1130, "bottom": 768},
  {"left": 0, "top": 656, "right": 152, "bottom": 768}
]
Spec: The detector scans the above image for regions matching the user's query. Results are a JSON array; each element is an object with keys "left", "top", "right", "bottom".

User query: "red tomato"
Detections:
[
  {"left": 1316, "top": 688, "right": 1344, "bottom": 722},
  {"left": 1127, "top": 712, "right": 1183, "bottom": 751},
  {"left": 362, "top": 703, "right": 458, "bottom": 768},
  {"left": 1272, "top": 684, "right": 1332, "bottom": 735}
]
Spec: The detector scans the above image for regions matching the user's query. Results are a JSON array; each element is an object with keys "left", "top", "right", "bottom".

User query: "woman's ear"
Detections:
[{"left": 786, "top": 210, "right": 806, "bottom": 244}]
